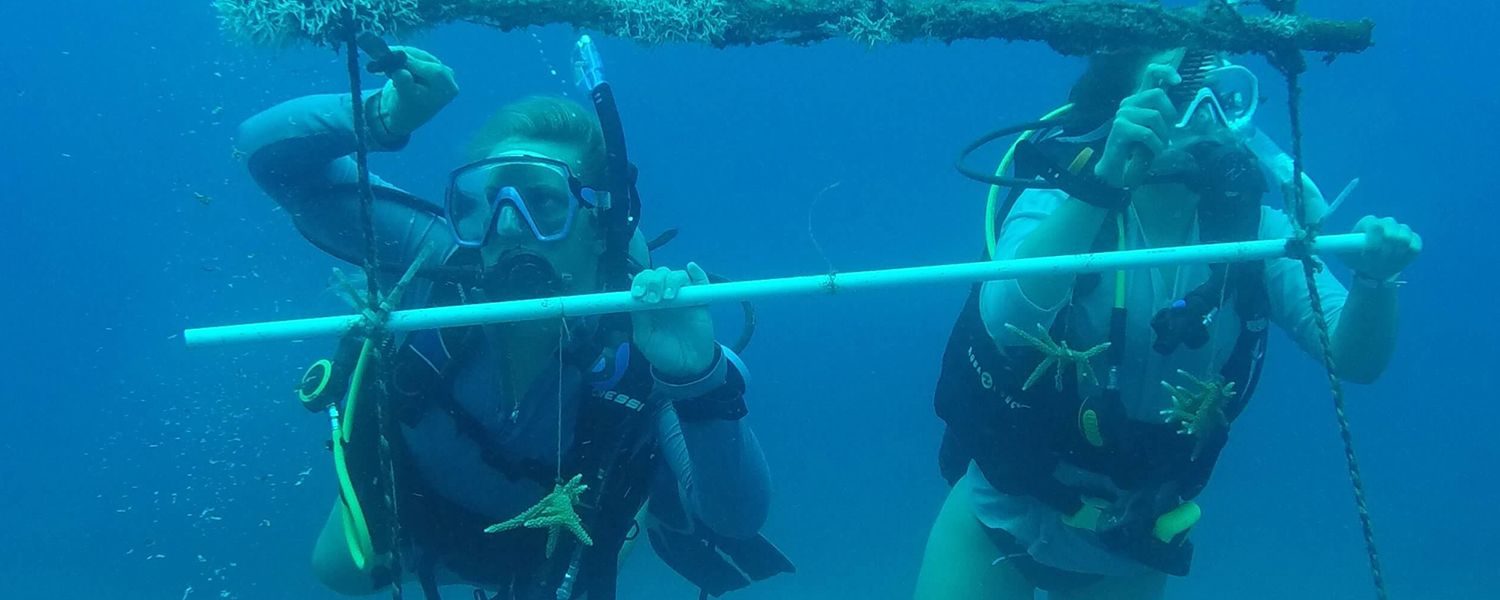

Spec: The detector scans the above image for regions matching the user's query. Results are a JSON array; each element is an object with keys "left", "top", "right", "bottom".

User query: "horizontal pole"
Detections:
[
  {"left": 215, "top": 0, "right": 1374, "bottom": 57},
  {"left": 184, "top": 233, "right": 1364, "bottom": 348}
]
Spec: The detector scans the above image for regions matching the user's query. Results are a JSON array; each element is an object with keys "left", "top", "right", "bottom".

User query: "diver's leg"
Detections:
[
  {"left": 1049, "top": 571, "right": 1166, "bottom": 600},
  {"left": 914, "top": 482, "right": 1034, "bottom": 600},
  {"left": 312, "top": 502, "right": 385, "bottom": 596}
]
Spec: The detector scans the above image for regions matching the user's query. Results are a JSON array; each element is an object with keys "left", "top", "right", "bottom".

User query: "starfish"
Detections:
[
  {"left": 484, "top": 475, "right": 592, "bottom": 558},
  {"left": 1159, "top": 370, "right": 1237, "bottom": 460},
  {"left": 1003, "top": 323, "right": 1111, "bottom": 392}
]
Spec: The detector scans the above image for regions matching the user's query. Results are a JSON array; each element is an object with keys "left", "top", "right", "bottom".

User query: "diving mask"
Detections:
[
  {"left": 1169, "top": 53, "right": 1259, "bottom": 135},
  {"left": 444, "top": 155, "right": 609, "bottom": 247}
]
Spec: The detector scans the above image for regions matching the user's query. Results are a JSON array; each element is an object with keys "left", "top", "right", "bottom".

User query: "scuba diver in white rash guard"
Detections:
[{"left": 919, "top": 48, "right": 1421, "bottom": 600}]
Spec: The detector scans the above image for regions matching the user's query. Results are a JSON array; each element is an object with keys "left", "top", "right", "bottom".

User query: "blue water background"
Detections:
[{"left": 0, "top": 1, "right": 1494, "bottom": 598}]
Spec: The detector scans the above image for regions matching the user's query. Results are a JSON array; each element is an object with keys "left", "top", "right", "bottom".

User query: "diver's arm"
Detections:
[
  {"left": 1009, "top": 196, "right": 1113, "bottom": 306},
  {"left": 1328, "top": 278, "right": 1398, "bottom": 384},
  {"left": 1262, "top": 207, "right": 1390, "bottom": 384},
  {"left": 237, "top": 90, "right": 409, "bottom": 202},
  {"left": 1325, "top": 215, "right": 1420, "bottom": 384},
  {"left": 236, "top": 91, "right": 452, "bottom": 268},
  {"left": 1265, "top": 247, "right": 1381, "bottom": 381},
  {"left": 996, "top": 83, "right": 1174, "bottom": 307},
  {"left": 979, "top": 189, "right": 1103, "bottom": 344},
  {"left": 650, "top": 347, "right": 771, "bottom": 539}
]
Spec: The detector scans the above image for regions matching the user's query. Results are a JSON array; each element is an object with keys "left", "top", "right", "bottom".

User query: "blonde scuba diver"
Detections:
[{"left": 237, "top": 38, "right": 792, "bottom": 600}]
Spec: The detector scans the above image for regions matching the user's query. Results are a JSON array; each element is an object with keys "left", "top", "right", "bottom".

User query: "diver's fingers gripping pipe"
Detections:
[{"left": 183, "top": 234, "right": 1368, "bottom": 347}]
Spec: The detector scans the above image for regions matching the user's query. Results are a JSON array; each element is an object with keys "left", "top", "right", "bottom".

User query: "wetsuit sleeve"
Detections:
[
  {"left": 649, "top": 346, "right": 771, "bottom": 539},
  {"left": 236, "top": 90, "right": 454, "bottom": 269},
  {"left": 1258, "top": 207, "right": 1349, "bottom": 358},
  {"left": 978, "top": 188, "right": 1074, "bottom": 345}
]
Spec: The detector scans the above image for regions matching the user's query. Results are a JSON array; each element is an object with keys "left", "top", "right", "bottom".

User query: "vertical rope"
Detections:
[
  {"left": 344, "top": 9, "right": 404, "bottom": 598},
  {"left": 342, "top": 18, "right": 383, "bottom": 304},
  {"left": 1281, "top": 62, "right": 1389, "bottom": 600},
  {"left": 557, "top": 320, "right": 566, "bottom": 484}
]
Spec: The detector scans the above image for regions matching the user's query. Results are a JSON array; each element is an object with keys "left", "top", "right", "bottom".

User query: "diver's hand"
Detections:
[
  {"left": 1344, "top": 216, "right": 1422, "bottom": 282},
  {"left": 1094, "top": 64, "right": 1181, "bottom": 189},
  {"left": 631, "top": 263, "right": 718, "bottom": 379},
  {"left": 376, "top": 46, "right": 459, "bottom": 137}
]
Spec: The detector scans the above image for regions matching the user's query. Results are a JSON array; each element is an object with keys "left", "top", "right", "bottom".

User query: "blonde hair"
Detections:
[{"left": 468, "top": 95, "right": 608, "bottom": 186}]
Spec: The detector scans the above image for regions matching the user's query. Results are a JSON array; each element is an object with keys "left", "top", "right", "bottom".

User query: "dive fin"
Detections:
[
  {"left": 705, "top": 533, "right": 795, "bottom": 583},
  {"left": 647, "top": 524, "right": 750, "bottom": 597},
  {"left": 645, "top": 517, "right": 794, "bottom": 597}
]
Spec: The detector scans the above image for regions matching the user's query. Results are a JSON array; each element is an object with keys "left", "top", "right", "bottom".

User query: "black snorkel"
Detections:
[
  {"left": 574, "top": 35, "right": 642, "bottom": 293},
  {"left": 572, "top": 36, "right": 757, "bottom": 355},
  {"left": 955, "top": 112, "right": 1133, "bottom": 214},
  {"left": 954, "top": 117, "right": 1071, "bottom": 188}
]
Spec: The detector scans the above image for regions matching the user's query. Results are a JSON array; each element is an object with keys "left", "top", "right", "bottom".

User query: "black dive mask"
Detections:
[{"left": 479, "top": 248, "right": 567, "bottom": 302}]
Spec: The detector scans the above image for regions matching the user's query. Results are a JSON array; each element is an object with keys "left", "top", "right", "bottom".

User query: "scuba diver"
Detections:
[
  {"left": 917, "top": 49, "right": 1422, "bottom": 599},
  {"left": 236, "top": 39, "right": 792, "bottom": 599}
]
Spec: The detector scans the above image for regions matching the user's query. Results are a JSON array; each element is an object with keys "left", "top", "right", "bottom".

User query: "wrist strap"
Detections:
[
  {"left": 364, "top": 91, "right": 411, "bottom": 148},
  {"left": 1353, "top": 271, "right": 1404, "bottom": 291}
]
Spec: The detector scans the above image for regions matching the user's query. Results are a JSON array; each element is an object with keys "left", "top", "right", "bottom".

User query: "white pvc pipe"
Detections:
[{"left": 184, "top": 233, "right": 1365, "bottom": 347}]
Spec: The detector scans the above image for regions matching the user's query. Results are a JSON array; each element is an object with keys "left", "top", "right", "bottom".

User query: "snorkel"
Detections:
[
  {"left": 574, "top": 35, "right": 643, "bottom": 292},
  {"left": 549, "top": 34, "right": 643, "bottom": 600}
]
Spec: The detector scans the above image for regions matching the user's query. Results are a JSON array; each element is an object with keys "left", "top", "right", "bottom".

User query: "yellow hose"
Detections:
[
  {"left": 335, "top": 437, "right": 376, "bottom": 570},
  {"left": 333, "top": 338, "right": 378, "bottom": 569},
  {"left": 340, "top": 338, "right": 375, "bottom": 444}
]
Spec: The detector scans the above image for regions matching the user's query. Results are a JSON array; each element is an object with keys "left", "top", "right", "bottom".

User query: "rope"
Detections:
[
  {"left": 557, "top": 320, "right": 567, "bottom": 483},
  {"left": 1277, "top": 55, "right": 1389, "bottom": 600},
  {"left": 343, "top": 8, "right": 405, "bottom": 599}
]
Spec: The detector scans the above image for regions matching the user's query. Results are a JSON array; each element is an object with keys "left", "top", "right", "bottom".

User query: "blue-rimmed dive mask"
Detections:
[
  {"left": 1173, "top": 63, "right": 1259, "bottom": 135},
  {"left": 444, "top": 154, "right": 607, "bottom": 247}
]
